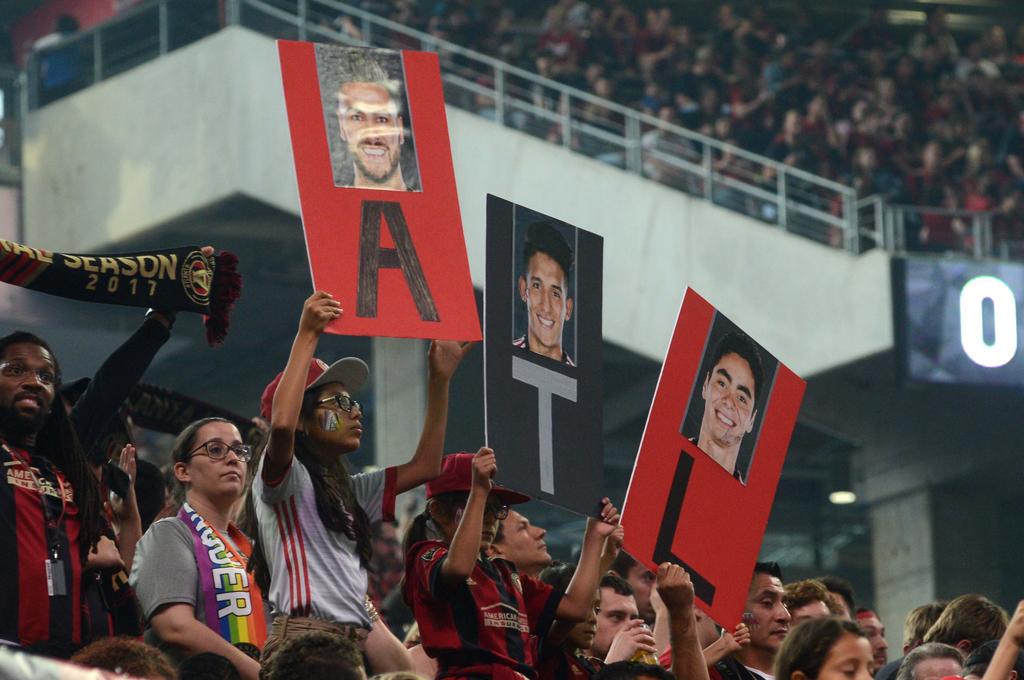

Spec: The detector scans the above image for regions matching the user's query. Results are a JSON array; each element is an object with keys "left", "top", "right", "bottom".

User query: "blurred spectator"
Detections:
[
  {"left": 992, "top": 189, "right": 1024, "bottom": 252},
  {"left": 876, "top": 601, "right": 949, "bottom": 680},
  {"left": 538, "top": 6, "right": 585, "bottom": 78},
  {"left": 603, "top": 552, "right": 654, "bottom": 627},
  {"left": 849, "top": 146, "right": 901, "bottom": 198},
  {"left": 178, "top": 651, "right": 242, "bottom": 680},
  {"left": 34, "top": 15, "right": 82, "bottom": 105},
  {"left": 766, "top": 109, "right": 810, "bottom": 170},
  {"left": 902, "top": 603, "right": 949, "bottom": 657},
  {"left": 368, "top": 521, "right": 404, "bottom": 606},
  {"left": 595, "top": 661, "right": 674, "bottom": 680},
  {"left": 961, "top": 639, "right": 1024, "bottom": 680},
  {"left": 69, "top": 636, "right": 176, "bottom": 679},
  {"left": 848, "top": 5, "right": 897, "bottom": 53},
  {"left": 856, "top": 609, "right": 890, "bottom": 670},
  {"left": 260, "top": 632, "right": 366, "bottom": 680},
  {"left": 894, "top": 642, "right": 963, "bottom": 680},
  {"left": 998, "top": 113, "right": 1024, "bottom": 187},
  {"left": 922, "top": 594, "right": 1009, "bottom": 656},
  {"left": 909, "top": 6, "right": 959, "bottom": 61},
  {"left": 537, "top": 561, "right": 604, "bottom": 680},
  {"left": 774, "top": 617, "right": 872, "bottom": 680},
  {"left": 635, "top": 8, "right": 675, "bottom": 79},
  {"left": 818, "top": 576, "right": 856, "bottom": 620},
  {"left": 783, "top": 580, "right": 840, "bottom": 626}
]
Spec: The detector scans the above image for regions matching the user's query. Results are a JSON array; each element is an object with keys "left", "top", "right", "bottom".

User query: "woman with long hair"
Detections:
[
  {"left": 774, "top": 617, "right": 873, "bottom": 680},
  {"left": 248, "top": 291, "right": 470, "bottom": 662},
  {"left": 402, "top": 449, "right": 619, "bottom": 679},
  {"left": 130, "top": 417, "right": 265, "bottom": 680}
]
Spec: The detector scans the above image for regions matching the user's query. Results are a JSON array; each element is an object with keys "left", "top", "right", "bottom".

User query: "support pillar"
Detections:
[
  {"left": 870, "top": 489, "right": 936, "bottom": 656},
  {"left": 372, "top": 337, "right": 427, "bottom": 522}
]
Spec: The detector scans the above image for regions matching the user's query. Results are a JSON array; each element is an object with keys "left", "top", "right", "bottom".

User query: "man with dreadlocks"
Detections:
[{"left": 0, "top": 309, "right": 177, "bottom": 653}]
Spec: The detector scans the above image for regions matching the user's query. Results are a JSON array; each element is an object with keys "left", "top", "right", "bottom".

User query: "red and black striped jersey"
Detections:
[
  {"left": 403, "top": 540, "right": 562, "bottom": 680},
  {"left": 537, "top": 648, "right": 602, "bottom": 680},
  {"left": 0, "top": 445, "right": 83, "bottom": 647}
]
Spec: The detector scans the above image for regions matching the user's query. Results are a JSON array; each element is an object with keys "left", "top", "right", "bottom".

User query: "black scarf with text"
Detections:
[{"left": 0, "top": 239, "right": 241, "bottom": 346}]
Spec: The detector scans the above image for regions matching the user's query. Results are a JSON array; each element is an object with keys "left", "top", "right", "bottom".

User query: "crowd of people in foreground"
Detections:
[
  {"left": 2, "top": 291, "right": 1024, "bottom": 680},
  {"left": 349, "top": 0, "right": 1024, "bottom": 254}
]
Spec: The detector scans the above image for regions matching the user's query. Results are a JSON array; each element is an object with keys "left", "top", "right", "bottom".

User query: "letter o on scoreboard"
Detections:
[{"left": 959, "top": 275, "right": 1018, "bottom": 368}]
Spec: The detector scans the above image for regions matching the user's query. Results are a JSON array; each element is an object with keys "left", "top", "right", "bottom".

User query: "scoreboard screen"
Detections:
[{"left": 893, "top": 257, "right": 1024, "bottom": 386}]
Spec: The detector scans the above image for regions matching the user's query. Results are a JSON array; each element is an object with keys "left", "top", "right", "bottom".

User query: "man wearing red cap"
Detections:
[{"left": 856, "top": 609, "right": 889, "bottom": 672}]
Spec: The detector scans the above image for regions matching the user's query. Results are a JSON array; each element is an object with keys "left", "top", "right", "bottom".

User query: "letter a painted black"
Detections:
[{"left": 357, "top": 201, "right": 440, "bottom": 321}]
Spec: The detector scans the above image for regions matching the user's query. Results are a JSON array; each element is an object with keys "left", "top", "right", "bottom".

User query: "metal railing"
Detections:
[
  {"left": 21, "top": 0, "right": 1018, "bottom": 261},
  {"left": 0, "top": 65, "right": 21, "bottom": 182},
  {"left": 24, "top": 0, "right": 222, "bottom": 110},
  {"left": 885, "top": 205, "right": 996, "bottom": 259},
  {"left": 240, "top": 0, "right": 868, "bottom": 253}
]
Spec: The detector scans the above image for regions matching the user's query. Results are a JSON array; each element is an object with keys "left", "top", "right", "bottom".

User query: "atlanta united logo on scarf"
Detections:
[{"left": 178, "top": 502, "right": 267, "bottom": 648}]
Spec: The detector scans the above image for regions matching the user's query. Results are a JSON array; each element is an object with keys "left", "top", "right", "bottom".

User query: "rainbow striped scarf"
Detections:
[{"left": 177, "top": 502, "right": 267, "bottom": 649}]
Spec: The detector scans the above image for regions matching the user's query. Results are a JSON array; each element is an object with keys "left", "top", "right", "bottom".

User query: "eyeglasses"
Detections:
[
  {"left": 0, "top": 361, "right": 56, "bottom": 386},
  {"left": 453, "top": 501, "right": 509, "bottom": 520},
  {"left": 485, "top": 501, "right": 510, "bottom": 520},
  {"left": 316, "top": 394, "right": 362, "bottom": 414},
  {"left": 185, "top": 439, "right": 253, "bottom": 463}
]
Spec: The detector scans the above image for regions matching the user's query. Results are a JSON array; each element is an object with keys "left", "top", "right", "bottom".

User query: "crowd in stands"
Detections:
[
  {"left": 23, "top": 1, "right": 1024, "bottom": 254},
  {"left": 8, "top": 2, "right": 1024, "bottom": 679},
  {"left": 1, "top": 292, "right": 1023, "bottom": 680},
  {"left": 355, "top": 0, "right": 1024, "bottom": 254}
]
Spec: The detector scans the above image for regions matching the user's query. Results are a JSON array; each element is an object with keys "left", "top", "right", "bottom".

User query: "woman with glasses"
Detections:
[
  {"left": 244, "top": 291, "right": 472, "bottom": 666},
  {"left": 402, "top": 449, "right": 620, "bottom": 680},
  {"left": 130, "top": 417, "right": 265, "bottom": 680}
]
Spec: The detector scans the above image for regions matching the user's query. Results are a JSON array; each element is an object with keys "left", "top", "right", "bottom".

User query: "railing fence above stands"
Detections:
[{"left": 22, "top": 0, "right": 1013, "bottom": 261}]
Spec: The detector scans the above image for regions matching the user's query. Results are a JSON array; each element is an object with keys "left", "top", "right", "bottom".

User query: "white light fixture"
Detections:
[{"left": 829, "top": 490, "right": 857, "bottom": 505}]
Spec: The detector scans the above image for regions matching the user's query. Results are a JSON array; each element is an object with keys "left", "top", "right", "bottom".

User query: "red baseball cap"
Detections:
[
  {"left": 425, "top": 453, "right": 531, "bottom": 505},
  {"left": 260, "top": 357, "right": 369, "bottom": 419}
]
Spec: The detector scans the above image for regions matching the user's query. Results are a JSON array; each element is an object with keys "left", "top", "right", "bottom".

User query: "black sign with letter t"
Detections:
[{"left": 484, "top": 195, "right": 604, "bottom": 515}]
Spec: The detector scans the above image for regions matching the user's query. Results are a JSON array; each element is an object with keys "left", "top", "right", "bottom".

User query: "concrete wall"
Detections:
[
  {"left": 22, "top": 27, "right": 299, "bottom": 250},
  {"left": 22, "top": 26, "right": 892, "bottom": 376}
]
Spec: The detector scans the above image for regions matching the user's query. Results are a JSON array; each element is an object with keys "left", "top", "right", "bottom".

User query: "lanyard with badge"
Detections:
[{"left": 2, "top": 440, "right": 70, "bottom": 596}]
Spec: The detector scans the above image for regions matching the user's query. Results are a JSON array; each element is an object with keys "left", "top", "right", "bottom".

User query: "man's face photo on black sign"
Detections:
[{"left": 514, "top": 221, "right": 576, "bottom": 366}]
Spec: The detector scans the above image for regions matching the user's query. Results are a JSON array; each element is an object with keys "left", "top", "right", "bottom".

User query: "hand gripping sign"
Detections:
[
  {"left": 621, "top": 289, "right": 805, "bottom": 627},
  {"left": 484, "top": 196, "right": 604, "bottom": 515},
  {"left": 279, "top": 41, "right": 481, "bottom": 341}
]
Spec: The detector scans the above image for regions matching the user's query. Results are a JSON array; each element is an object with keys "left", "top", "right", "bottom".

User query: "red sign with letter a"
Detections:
[
  {"left": 621, "top": 289, "right": 805, "bottom": 627},
  {"left": 278, "top": 40, "right": 481, "bottom": 341}
]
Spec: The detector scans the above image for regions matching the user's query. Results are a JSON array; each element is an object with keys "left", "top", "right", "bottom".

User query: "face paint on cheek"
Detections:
[{"left": 319, "top": 409, "right": 340, "bottom": 432}]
